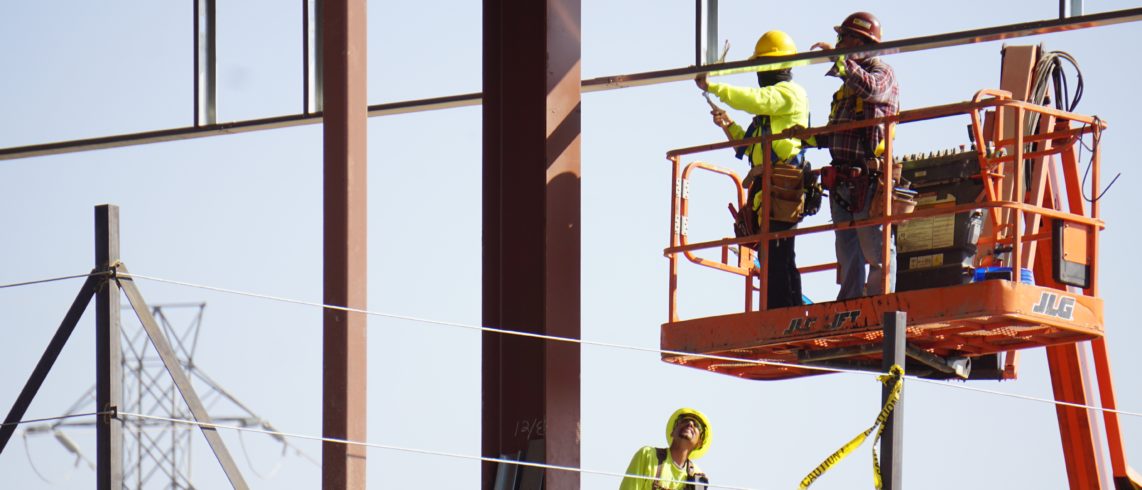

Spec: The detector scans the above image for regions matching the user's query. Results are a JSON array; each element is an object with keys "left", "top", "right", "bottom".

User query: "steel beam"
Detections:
[
  {"left": 482, "top": 0, "right": 581, "bottom": 487},
  {"left": 303, "top": 0, "right": 322, "bottom": 114},
  {"left": 118, "top": 265, "right": 249, "bottom": 489},
  {"left": 321, "top": 0, "right": 368, "bottom": 487},
  {"left": 194, "top": 0, "right": 217, "bottom": 126},
  {"left": 695, "top": 0, "right": 718, "bottom": 65},
  {"left": 95, "top": 205, "right": 124, "bottom": 489},
  {"left": 4, "top": 7, "right": 1141, "bottom": 161}
]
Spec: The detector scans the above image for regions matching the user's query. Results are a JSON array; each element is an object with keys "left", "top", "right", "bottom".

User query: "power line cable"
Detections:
[
  {"left": 6, "top": 270, "right": 1133, "bottom": 423},
  {"left": 118, "top": 411, "right": 764, "bottom": 490},
  {"left": 0, "top": 271, "right": 105, "bottom": 289},
  {"left": 910, "top": 376, "right": 1142, "bottom": 417},
  {"left": 116, "top": 271, "right": 872, "bottom": 378},
  {"left": 1, "top": 411, "right": 108, "bottom": 429},
  {"left": 117, "top": 271, "right": 1142, "bottom": 419}
]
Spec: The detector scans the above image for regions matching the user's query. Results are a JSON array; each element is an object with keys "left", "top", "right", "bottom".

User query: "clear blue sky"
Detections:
[{"left": 2, "top": 1, "right": 1140, "bottom": 488}]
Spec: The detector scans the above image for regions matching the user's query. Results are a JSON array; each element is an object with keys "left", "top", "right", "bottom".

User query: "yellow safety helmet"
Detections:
[
  {"left": 665, "top": 408, "right": 712, "bottom": 460},
  {"left": 750, "top": 30, "right": 797, "bottom": 59}
]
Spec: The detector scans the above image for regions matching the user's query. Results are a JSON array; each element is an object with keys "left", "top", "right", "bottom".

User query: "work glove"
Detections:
[
  {"left": 712, "top": 109, "right": 733, "bottom": 129},
  {"left": 695, "top": 73, "right": 709, "bottom": 91},
  {"left": 833, "top": 55, "right": 848, "bottom": 77},
  {"left": 788, "top": 124, "right": 816, "bottom": 147}
]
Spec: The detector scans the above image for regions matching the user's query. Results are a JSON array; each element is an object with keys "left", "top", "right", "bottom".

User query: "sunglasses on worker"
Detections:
[{"left": 676, "top": 416, "right": 703, "bottom": 431}]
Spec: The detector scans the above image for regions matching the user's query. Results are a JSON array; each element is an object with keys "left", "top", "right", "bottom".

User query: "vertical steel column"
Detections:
[
  {"left": 321, "top": 0, "right": 367, "bottom": 487},
  {"left": 193, "top": 0, "right": 217, "bottom": 126},
  {"left": 482, "top": 0, "right": 581, "bottom": 488},
  {"left": 1061, "top": 0, "right": 1085, "bottom": 18},
  {"left": 95, "top": 204, "right": 123, "bottom": 489},
  {"left": 304, "top": 0, "right": 322, "bottom": 114},
  {"left": 880, "top": 312, "right": 905, "bottom": 490},
  {"left": 695, "top": 0, "right": 718, "bottom": 65}
]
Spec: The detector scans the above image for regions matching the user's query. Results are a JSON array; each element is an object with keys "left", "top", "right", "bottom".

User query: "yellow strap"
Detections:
[{"left": 799, "top": 365, "right": 904, "bottom": 490}]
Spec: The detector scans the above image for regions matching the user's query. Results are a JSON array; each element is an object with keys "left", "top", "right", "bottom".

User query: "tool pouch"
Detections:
[{"left": 768, "top": 163, "right": 805, "bottom": 223}]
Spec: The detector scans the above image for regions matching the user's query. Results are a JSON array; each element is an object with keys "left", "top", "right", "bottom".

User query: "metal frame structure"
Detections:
[
  {"left": 3, "top": 7, "right": 1141, "bottom": 162},
  {"left": 3, "top": 4, "right": 1142, "bottom": 490}
]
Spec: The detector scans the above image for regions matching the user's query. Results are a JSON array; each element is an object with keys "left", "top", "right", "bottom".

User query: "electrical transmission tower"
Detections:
[{"left": 22, "top": 303, "right": 315, "bottom": 489}]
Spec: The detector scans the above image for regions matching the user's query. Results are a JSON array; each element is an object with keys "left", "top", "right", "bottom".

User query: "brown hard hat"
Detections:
[{"left": 835, "top": 11, "right": 882, "bottom": 43}]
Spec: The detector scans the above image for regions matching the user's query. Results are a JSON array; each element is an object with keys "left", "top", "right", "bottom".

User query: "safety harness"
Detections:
[
  {"left": 823, "top": 57, "right": 895, "bottom": 214},
  {"left": 731, "top": 115, "right": 818, "bottom": 236},
  {"left": 651, "top": 447, "right": 708, "bottom": 490}
]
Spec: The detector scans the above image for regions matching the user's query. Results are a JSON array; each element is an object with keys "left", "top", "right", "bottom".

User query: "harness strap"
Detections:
[{"left": 652, "top": 448, "right": 706, "bottom": 489}]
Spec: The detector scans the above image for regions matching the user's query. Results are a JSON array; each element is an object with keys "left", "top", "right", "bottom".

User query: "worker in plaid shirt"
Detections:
[{"left": 810, "top": 11, "right": 900, "bottom": 300}]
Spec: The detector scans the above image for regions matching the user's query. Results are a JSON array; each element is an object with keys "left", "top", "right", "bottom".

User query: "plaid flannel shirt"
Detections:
[{"left": 818, "top": 56, "right": 899, "bottom": 165}]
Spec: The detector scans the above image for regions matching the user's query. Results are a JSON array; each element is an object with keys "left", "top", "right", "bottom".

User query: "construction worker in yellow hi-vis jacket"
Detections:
[{"left": 620, "top": 408, "right": 711, "bottom": 489}]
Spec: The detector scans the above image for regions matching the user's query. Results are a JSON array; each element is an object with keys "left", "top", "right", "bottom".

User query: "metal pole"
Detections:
[
  {"left": 95, "top": 204, "right": 124, "bottom": 490},
  {"left": 1061, "top": 0, "right": 1084, "bottom": 18},
  {"left": 706, "top": 0, "right": 718, "bottom": 65},
  {"left": 304, "top": 0, "right": 322, "bottom": 114},
  {"left": 695, "top": 0, "right": 719, "bottom": 65},
  {"left": 881, "top": 311, "right": 905, "bottom": 490},
  {"left": 194, "top": 0, "right": 217, "bottom": 126},
  {"left": 117, "top": 267, "right": 250, "bottom": 489}
]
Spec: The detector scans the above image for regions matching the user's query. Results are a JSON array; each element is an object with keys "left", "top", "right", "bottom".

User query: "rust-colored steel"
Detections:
[
  {"left": 321, "top": 0, "right": 368, "bottom": 487},
  {"left": 3, "top": 9, "right": 1137, "bottom": 162},
  {"left": 482, "top": 0, "right": 581, "bottom": 488}
]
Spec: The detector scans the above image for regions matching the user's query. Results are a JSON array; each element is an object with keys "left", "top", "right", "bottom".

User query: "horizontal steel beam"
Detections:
[{"left": 2, "top": 7, "right": 1139, "bottom": 162}]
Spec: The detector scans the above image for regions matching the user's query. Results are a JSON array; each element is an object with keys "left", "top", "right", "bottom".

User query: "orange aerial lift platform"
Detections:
[
  {"left": 662, "top": 89, "right": 1106, "bottom": 381},
  {"left": 662, "top": 46, "right": 1138, "bottom": 488}
]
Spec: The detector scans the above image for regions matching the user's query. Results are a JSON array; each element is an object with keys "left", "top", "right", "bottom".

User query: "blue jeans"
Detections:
[{"left": 830, "top": 180, "right": 896, "bottom": 300}]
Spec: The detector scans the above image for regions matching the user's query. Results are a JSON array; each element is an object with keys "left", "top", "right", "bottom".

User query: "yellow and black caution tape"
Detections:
[{"left": 799, "top": 364, "right": 905, "bottom": 490}]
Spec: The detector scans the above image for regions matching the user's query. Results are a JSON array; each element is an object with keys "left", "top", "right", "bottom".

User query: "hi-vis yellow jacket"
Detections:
[{"left": 707, "top": 80, "right": 809, "bottom": 163}]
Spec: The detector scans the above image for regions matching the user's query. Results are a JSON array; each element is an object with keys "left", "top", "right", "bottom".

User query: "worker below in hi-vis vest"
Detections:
[
  {"left": 809, "top": 11, "right": 900, "bottom": 300},
  {"left": 695, "top": 30, "right": 810, "bottom": 308},
  {"left": 619, "top": 408, "right": 711, "bottom": 490}
]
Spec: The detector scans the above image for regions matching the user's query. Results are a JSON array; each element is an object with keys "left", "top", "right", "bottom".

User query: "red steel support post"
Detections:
[
  {"left": 483, "top": 0, "right": 582, "bottom": 488},
  {"left": 321, "top": 0, "right": 368, "bottom": 487}
]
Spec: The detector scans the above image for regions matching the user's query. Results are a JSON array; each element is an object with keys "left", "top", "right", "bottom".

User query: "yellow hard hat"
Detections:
[
  {"left": 665, "top": 408, "right": 712, "bottom": 460},
  {"left": 750, "top": 30, "right": 797, "bottom": 59}
]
